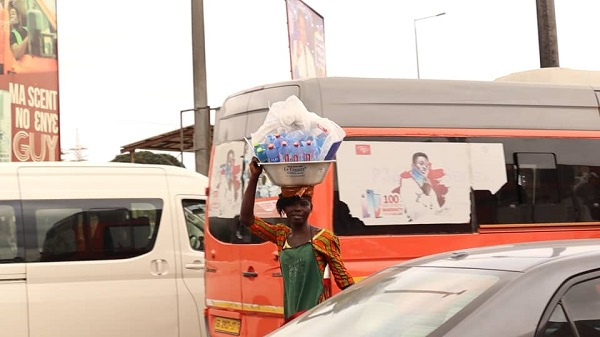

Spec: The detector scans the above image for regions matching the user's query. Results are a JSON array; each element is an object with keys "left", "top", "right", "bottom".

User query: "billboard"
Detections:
[
  {"left": 336, "top": 141, "right": 507, "bottom": 226},
  {"left": 0, "top": 0, "right": 58, "bottom": 162},
  {"left": 285, "top": 0, "right": 326, "bottom": 79}
]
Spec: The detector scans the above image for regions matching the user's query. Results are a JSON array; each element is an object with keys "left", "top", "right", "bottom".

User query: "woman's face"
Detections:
[
  {"left": 9, "top": 8, "right": 18, "bottom": 25},
  {"left": 414, "top": 156, "right": 430, "bottom": 175},
  {"left": 284, "top": 197, "right": 312, "bottom": 226}
]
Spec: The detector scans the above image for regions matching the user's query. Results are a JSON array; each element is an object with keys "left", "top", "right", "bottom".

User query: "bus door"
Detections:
[
  {"left": 239, "top": 221, "right": 285, "bottom": 335},
  {"left": 205, "top": 142, "right": 245, "bottom": 336}
]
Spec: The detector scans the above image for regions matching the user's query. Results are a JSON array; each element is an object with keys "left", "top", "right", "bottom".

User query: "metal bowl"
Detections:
[{"left": 260, "top": 160, "right": 334, "bottom": 187}]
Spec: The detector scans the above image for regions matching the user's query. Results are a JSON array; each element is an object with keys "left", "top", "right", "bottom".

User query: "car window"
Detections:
[
  {"left": 0, "top": 204, "right": 20, "bottom": 261},
  {"left": 543, "top": 304, "right": 575, "bottom": 337},
  {"left": 542, "top": 277, "right": 600, "bottom": 337},
  {"left": 271, "top": 266, "right": 511, "bottom": 337},
  {"left": 21, "top": 198, "right": 162, "bottom": 262},
  {"left": 182, "top": 199, "right": 206, "bottom": 251}
]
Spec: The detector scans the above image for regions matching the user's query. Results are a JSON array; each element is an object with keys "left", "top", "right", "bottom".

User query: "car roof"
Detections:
[{"left": 402, "top": 239, "right": 600, "bottom": 273}]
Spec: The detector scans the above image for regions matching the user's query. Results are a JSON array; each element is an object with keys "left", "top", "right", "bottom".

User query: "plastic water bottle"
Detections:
[
  {"left": 302, "top": 140, "right": 317, "bottom": 161},
  {"left": 273, "top": 133, "right": 285, "bottom": 149},
  {"left": 286, "top": 130, "right": 305, "bottom": 146},
  {"left": 265, "top": 134, "right": 276, "bottom": 145},
  {"left": 266, "top": 143, "right": 280, "bottom": 162},
  {"left": 255, "top": 146, "right": 268, "bottom": 162},
  {"left": 291, "top": 142, "right": 302, "bottom": 162},
  {"left": 279, "top": 141, "right": 291, "bottom": 162}
]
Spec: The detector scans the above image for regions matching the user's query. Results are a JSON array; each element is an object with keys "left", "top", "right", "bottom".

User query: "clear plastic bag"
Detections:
[{"left": 251, "top": 95, "right": 345, "bottom": 161}]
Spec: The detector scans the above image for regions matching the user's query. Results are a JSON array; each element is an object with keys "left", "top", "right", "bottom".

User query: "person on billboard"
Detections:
[
  {"left": 218, "top": 149, "right": 241, "bottom": 205},
  {"left": 292, "top": 13, "right": 316, "bottom": 79},
  {"left": 240, "top": 157, "right": 354, "bottom": 322},
  {"left": 392, "top": 152, "right": 448, "bottom": 222},
  {"left": 9, "top": 2, "right": 28, "bottom": 60}
]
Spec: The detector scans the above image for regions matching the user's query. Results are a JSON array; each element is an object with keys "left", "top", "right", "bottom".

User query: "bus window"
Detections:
[{"left": 333, "top": 136, "right": 600, "bottom": 236}]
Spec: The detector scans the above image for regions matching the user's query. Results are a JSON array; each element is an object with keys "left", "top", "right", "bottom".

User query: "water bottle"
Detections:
[
  {"left": 286, "top": 130, "right": 305, "bottom": 146},
  {"left": 302, "top": 140, "right": 317, "bottom": 161},
  {"left": 265, "top": 134, "right": 276, "bottom": 145},
  {"left": 255, "top": 146, "right": 268, "bottom": 162},
  {"left": 273, "top": 133, "right": 286, "bottom": 149},
  {"left": 254, "top": 143, "right": 266, "bottom": 159},
  {"left": 291, "top": 142, "right": 302, "bottom": 162},
  {"left": 266, "top": 143, "right": 280, "bottom": 162},
  {"left": 279, "top": 141, "right": 291, "bottom": 162}
]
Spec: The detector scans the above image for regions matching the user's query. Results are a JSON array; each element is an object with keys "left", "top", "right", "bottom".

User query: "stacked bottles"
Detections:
[
  {"left": 279, "top": 141, "right": 291, "bottom": 162},
  {"left": 266, "top": 143, "right": 280, "bottom": 162},
  {"left": 291, "top": 142, "right": 302, "bottom": 162},
  {"left": 302, "top": 140, "right": 317, "bottom": 161},
  {"left": 254, "top": 131, "right": 325, "bottom": 163}
]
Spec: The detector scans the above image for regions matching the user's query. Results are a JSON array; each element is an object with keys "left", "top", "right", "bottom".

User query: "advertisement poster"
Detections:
[
  {"left": 286, "top": 0, "right": 326, "bottom": 79},
  {"left": 243, "top": 144, "right": 282, "bottom": 218},
  {"left": 209, "top": 142, "right": 244, "bottom": 218},
  {"left": 0, "top": 0, "right": 59, "bottom": 162},
  {"left": 336, "top": 141, "right": 505, "bottom": 226}
]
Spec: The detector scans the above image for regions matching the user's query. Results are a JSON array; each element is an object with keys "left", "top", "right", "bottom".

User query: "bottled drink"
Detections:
[
  {"left": 291, "top": 141, "right": 302, "bottom": 162},
  {"left": 279, "top": 141, "right": 291, "bottom": 162},
  {"left": 302, "top": 140, "right": 317, "bottom": 161},
  {"left": 273, "top": 133, "right": 285, "bottom": 149},
  {"left": 255, "top": 146, "right": 268, "bottom": 162},
  {"left": 265, "top": 134, "right": 276, "bottom": 145},
  {"left": 266, "top": 143, "right": 280, "bottom": 162},
  {"left": 286, "top": 130, "right": 305, "bottom": 146}
]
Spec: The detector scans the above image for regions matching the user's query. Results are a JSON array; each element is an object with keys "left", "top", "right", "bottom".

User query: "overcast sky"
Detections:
[{"left": 56, "top": 0, "right": 600, "bottom": 169}]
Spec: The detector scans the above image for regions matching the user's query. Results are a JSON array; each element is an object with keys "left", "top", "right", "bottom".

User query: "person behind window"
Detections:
[
  {"left": 240, "top": 157, "right": 354, "bottom": 322},
  {"left": 9, "top": 1, "right": 28, "bottom": 60}
]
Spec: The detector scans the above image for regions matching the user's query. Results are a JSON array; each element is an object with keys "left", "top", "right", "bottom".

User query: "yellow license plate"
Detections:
[{"left": 214, "top": 316, "right": 241, "bottom": 335}]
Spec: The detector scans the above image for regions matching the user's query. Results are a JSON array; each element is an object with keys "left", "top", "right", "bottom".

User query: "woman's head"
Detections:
[{"left": 276, "top": 195, "right": 313, "bottom": 225}]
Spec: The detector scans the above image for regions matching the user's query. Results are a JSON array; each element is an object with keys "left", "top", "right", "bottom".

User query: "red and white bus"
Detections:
[{"left": 205, "top": 77, "right": 600, "bottom": 336}]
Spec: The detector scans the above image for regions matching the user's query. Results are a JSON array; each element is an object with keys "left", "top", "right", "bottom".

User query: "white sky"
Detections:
[{"left": 56, "top": 0, "right": 600, "bottom": 169}]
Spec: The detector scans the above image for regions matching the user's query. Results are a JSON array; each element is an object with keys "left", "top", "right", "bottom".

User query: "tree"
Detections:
[{"left": 111, "top": 151, "right": 184, "bottom": 167}]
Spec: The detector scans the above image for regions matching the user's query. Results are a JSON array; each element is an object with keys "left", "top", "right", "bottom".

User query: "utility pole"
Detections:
[
  {"left": 536, "top": 0, "right": 559, "bottom": 68},
  {"left": 191, "top": 0, "right": 210, "bottom": 175}
]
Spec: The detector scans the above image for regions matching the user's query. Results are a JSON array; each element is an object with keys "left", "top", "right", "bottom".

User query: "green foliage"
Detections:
[{"left": 111, "top": 151, "right": 185, "bottom": 167}]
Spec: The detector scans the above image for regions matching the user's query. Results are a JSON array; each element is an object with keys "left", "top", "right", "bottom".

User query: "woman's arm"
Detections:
[
  {"left": 318, "top": 231, "right": 355, "bottom": 290},
  {"left": 239, "top": 157, "right": 289, "bottom": 245},
  {"left": 240, "top": 157, "right": 262, "bottom": 227}
]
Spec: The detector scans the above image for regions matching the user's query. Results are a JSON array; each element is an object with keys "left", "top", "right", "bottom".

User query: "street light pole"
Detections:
[{"left": 414, "top": 12, "right": 446, "bottom": 79}]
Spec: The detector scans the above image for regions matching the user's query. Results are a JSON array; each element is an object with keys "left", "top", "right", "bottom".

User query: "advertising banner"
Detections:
[
  {"left": 286, "top": 0, "right": 326, "bottom": 79},
  {"left": 0, "top": 0, "right": 59, "bottom": 162},
  {"left": 336, "top": 141, "right": 506, "bottom": 226},
  {"left": 209, "top": 142, "right": 245, "bottom": 218}
]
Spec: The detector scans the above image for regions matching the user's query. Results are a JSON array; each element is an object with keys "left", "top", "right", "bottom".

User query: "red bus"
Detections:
[{"left": 205, "top": 77, "right": 600, "bottom": 336}]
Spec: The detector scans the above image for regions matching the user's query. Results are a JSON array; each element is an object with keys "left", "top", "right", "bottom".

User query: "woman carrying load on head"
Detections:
[{"left": 239, "top": 157, "right": 354, "bottom": 322}]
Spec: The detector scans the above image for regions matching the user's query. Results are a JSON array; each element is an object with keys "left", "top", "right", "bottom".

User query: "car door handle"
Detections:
[
  {"left": 185, "top": 261, "right": 205, "bottom": 270},
  {"left": 242, "top": 271, "right": 258, "bottom": 277}
]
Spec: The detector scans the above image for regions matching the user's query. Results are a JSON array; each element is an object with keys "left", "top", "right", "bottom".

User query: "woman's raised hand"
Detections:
[{"left": 249, "top": 156, "right": 263, "bottom": 178}]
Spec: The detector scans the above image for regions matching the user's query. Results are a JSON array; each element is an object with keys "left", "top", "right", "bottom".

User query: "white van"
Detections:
[{"left": 0, "top": 162, "right": 208, "bottom": 337}]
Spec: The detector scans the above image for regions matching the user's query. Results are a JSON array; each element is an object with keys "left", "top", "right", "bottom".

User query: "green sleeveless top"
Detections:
[{"left": 280, "top": 240, "right": 324, "bottom": 319}]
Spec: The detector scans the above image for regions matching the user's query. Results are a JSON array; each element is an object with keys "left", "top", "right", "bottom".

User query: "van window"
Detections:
[
  {"left": 0, "top": 203, "right": 21, "bottom": 261},
  {"left": 183, "top": 199, "right": 206, "bottom": 251},
  {"left": 22, "top": 198, "right": 163, "bottom": 262},
  {"left": 334, "top": 137, "right": 600, "bottom": 236}
]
